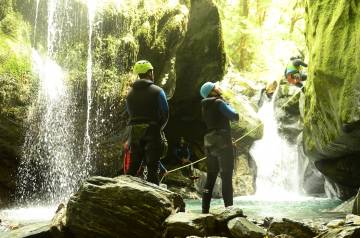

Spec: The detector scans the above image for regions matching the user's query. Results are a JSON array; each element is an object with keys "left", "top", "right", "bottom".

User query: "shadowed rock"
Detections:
[
  {"left": 66, "top": 176, "right": 184, "bottom": 238},
  {"left": 164, "top": 212, "right": 216, "bottom": 237},
  {"left": 227, "top": 217, "right": 266, "bottom": 238},
  {"left": 269, "top": 218, "right": 319, "bottom": 238}
]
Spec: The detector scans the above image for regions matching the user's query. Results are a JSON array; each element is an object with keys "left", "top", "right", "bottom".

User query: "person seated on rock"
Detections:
[
  {"left": 174, "top": 137, "right": 199, "bottom": 180},
  {"left": 284, "top": 56, "right": 308, "bottom": 90},
  {"left": 126, "top": 60, "right": 169, "bottom": 185},
  {"left": 200, "top": 82, "right": 239, "bottom": 214}
]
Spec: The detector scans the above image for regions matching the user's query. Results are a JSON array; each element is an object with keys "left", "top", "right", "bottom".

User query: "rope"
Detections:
[{"left": 159, "top": 85, "right": 303, "bottom": 183}]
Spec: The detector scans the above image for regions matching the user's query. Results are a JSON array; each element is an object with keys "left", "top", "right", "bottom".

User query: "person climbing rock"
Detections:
[
  {"left": 200, "top": 82, "right": 239, "bottom": 214},
  {"left": 284, "top": 56, "right": 308, "bottom": 89},
  {"left": 126, "top": 60, "right": 169, "bottom": 185}
]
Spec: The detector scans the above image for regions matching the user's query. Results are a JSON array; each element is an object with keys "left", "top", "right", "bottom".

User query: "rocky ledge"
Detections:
[{"left": 3, "top": 176, "right": 360, "bottom": 238}]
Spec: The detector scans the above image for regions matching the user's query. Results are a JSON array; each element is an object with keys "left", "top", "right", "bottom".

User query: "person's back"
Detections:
[
  {"left": 127, "top": 79, "right": 162, "bottom": 125},
  {"left": 125, "top": 60, "right": 169, "bottom": 185}
]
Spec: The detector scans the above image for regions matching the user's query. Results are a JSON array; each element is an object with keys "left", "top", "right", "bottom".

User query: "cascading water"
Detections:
[
  {"left": 250, "top": 90, "right": 300, "bottom": 199},
  {"left": 33, "top": 0, "right": 40, "bottom": 45},
  {"left": 16, "top": 0, "right": 96, "bottom": 206},
  {"left": 83, "top": 0, "right": 97, "bottom": 175},
  {"left": 16, "top": 0, "right": 78, "bottom": 205}
]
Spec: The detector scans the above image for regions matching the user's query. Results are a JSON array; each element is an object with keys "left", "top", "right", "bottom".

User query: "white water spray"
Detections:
[
  {"left": 33, "top": 0, "right": 40, "bottom": 45},
  {"left": 83, "top": 0, "right": 97, "bottom": 173},
  {"left": 250, "top": 93, "right": 300, "bottom": 200}
]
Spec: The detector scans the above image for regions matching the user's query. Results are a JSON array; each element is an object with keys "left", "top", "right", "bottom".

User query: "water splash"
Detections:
[
  {"left": 32, "top": 0, "right": 40, "bottom": 45},
  {"left": 82, "top": 0, "right": 97, "bottom": 174},
  {"left": 250, "top": 93, "right": 300, "bottom": 200},
  {"left": 16, "top": 0, "right": 86, "bottom": 206},
  {"left": 16, "top": 50, "right": 79, "bottom": 206}
]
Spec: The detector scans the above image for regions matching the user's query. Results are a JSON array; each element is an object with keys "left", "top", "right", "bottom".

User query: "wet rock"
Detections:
[
  {"left": 345, "top": 214, "right": 360, "bottom": 226},
  {"left": 298, "top": 133, "right": 325, "bottom": 196},
  {"left": 315, "top": 226, "right": 360, "bottom": 238},
  {"left": 274, "top": 235, "right": 295, "bottom": 238},
  {"left": 330, "top": 196, "right": 355, "bottom": 213},
  {"left": 50, "top": 203, "right": 67, "bottom": 238},
  {"left": 227, "top": 217, "right": 266, "bottom": 238},
  {"left": 163, "top": 212, "right": 216, "bottom": 237},
  {"left": 326, "top": 219, "right": 345, "bottom": 228},
  {"left": 304, "top": 0, "right": 360, "bottom": 194},
  {"left": 268, "top": 218, "right": 319, "bottom": 238},
  {"left": 66, "top": 176, "right": 184, "bottom": 238},
  {"left": 315, "top": 156, "right": 360, "bottom": 198},
  {"left": 211, "top": 207, "right": 245, "bottom": 237},
  {"left": 211, "top": 207, "right": 245, "bottom": 223},
  {"left": 1, "top": 221, "right": 51, "bottom": 238},
  {"left": 274, "top": 83, "right": 303, "bottom": 144},
  {"left": 352, "top": 189, "right": 360, "bottom": 215},
  {"left": 186, "top": 236, "right": 228, "bottom": 238}
]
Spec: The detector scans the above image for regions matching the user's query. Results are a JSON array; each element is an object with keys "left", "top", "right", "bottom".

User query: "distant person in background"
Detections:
[
  {"left": 200, "top": 82, "right": 239, "bottom": 214},
  {"left": 175, "top": 137, "right": 191, "bottom": 165},
  {"left": 284, "top": 56, "right": 308, "bottom": 90},
  {"left": 174, "top": 137, "right": 198, "bottom": 179}
]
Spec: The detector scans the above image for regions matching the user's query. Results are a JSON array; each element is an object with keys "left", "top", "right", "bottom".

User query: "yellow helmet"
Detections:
[{"left": 133, "top": 60, "right": 153, "bottom": 74}]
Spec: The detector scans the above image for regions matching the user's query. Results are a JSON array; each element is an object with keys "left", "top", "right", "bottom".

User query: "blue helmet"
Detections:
[{"left": 200, "top": 82, "right": 215, "bottom": 98}]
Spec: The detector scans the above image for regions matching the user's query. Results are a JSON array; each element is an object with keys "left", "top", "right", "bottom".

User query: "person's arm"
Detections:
[
  {"left": 217, "top": 100, "right": 239, "bottom": 121},
  {"left": 158, "top": 90, "right": 169, "bottom": 128},
  {"left": 293, "top": 59, "right": 308, "bottom": 67}
]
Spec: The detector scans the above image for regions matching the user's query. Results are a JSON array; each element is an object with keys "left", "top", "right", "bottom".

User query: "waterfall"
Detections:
[
  {"left": 83, "top": 0, "right": 97, "bottom": 175},
  {"left": 33, "top": 0, "right": 40, "bottom": 45},
  {"left": 16, "top": 0, "right": 93, "bottom": 206},
  {"left": 250, "top": 92, "right": 300, "bottom": 199}
]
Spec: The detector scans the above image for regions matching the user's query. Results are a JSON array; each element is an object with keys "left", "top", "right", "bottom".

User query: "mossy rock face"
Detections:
[
  {"left": 161, "top": 0, "right": 227, "bottom": 167},
  {"left": 0, "top": 5, "right": 33, "bottom": 205},
  {"left": 304, "top": 1, "right": 360, "bottom": 197},
  {"left": 304, "top": 1, "right": 360, "bottom": 160}
]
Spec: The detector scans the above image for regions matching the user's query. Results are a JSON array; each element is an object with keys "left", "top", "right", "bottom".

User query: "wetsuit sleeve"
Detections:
[
  {"left": 293, "top": 59, "right": 308, "bottom": 67},
  {"left": 217, "top": 100, "right": 239, "bottom": 121},
  {"left": 158, "top": 89, "right": 169, "bottom": 128}
]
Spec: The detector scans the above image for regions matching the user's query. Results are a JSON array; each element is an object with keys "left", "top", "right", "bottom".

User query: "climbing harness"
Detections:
[{"left": 159, "top": 85, "right": 304, "bottom": 183}]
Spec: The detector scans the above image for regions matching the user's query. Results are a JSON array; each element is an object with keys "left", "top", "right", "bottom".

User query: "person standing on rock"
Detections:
[
  {"left": 126, "top": 60, "right": 169, "bottom": 185},
  {"left": 200, "top": 82, "right": 239, "bottom": 213}
]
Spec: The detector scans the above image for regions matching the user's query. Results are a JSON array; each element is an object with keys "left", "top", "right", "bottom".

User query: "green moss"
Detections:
[
  {"left": 304, "top": 0, "right": 360, "bottom": 158},
  {"left": 0, "top": 0, "right": 12, "bottom": 21}
]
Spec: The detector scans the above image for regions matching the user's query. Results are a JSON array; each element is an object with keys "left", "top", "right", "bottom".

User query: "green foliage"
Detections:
[
  {"left": 0, "top": 0, "right": 13, "bottom": 21},
  {"left": 215, "top": 0, "right": 307, "bottom": 75},
  {"left": 0, "top": 11, "right": 33, "bottom": 121}
]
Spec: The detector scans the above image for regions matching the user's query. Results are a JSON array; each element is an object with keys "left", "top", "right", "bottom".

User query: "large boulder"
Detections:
[
  {"left": 166, "top": 0, "right": 226, "bottom": 153},
  {"left": 227, "top": 217, "right": 267, "bottom": 238},
  {"left": 65, "top": 176, "right": 184, "bottom": 238},
  {"left": 268, "top": 218, "right": 319, "bottom": 238},
  {"left": 304, "top": 0, "right": 360, "bottom": 196},
  {"left": 353, "top": 190, "right": 360, "bottom": 215},
  {"left": 163, "top": 212, "right": 216, "bottom": 237}
]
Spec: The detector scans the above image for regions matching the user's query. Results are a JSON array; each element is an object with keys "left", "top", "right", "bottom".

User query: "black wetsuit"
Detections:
[
  {"left": 201, "top": 97, "right": 239, "bottom": 213},
  {"left": 126, "top": 79, "right": 168, "bottom": 185}
]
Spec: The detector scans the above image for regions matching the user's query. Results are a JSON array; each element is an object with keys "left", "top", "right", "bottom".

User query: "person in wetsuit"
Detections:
[
  {"left": 284, "top": 56, "right": 308, "bottom": 89},
  {"left": 200, "top": 82, "right": 239, "bottom": 213},
  {"left": 126, "top": 60, "right": 169, "bottom": 185}
]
